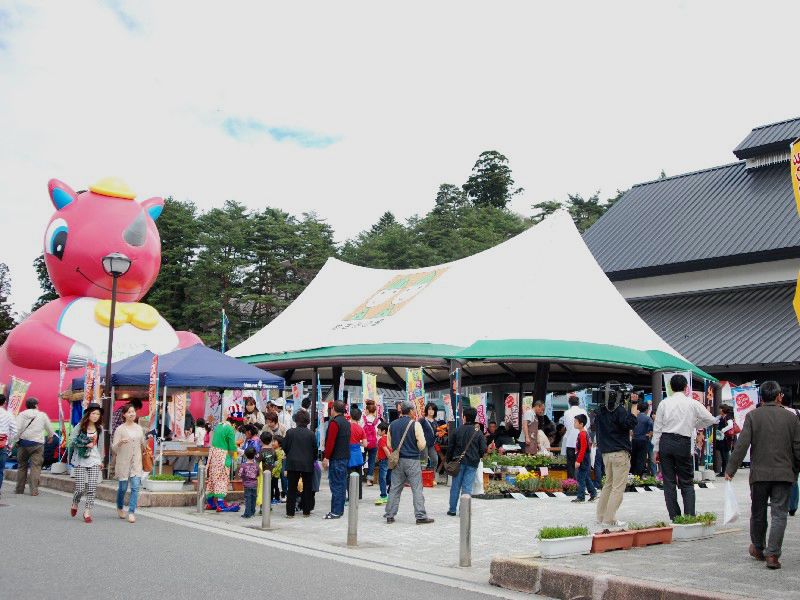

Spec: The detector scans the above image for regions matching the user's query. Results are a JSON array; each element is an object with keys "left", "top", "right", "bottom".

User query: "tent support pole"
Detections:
[
  {"left": 517, "top": 382, "right": 524, "bottom": 430},
  {"left": 533, "top": 363, "right": 550, "bottom": 405},
  {"left": 651, "top": 371, "right": 663, "bottom": 412},
  {"left": 312, "top": 368, "right": 319, "bottom": 433},
  {"left": 158, "top": 385, "right": 168, "bottom": 474}
]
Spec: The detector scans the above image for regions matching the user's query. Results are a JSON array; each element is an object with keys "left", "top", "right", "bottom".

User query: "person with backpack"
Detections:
[
  {"left": 362, "top": 399, "right": 380, "bottom": 486},
  {"left": 445, "top": 406, "right": 487, "bottom": 516}
]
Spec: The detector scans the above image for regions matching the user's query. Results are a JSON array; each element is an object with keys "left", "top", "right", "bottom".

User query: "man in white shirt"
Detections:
[
  {"left": 275, "top": 398, "right": 294, "bottom": 431},
  {"left": 562, "top": 395, "right": 588, "bottom": 479},
  {"left": 0, "top": 394, "right": 18, "bottom": 498},
  {"left": 653, "top": 374, "right": 716, "bottom": 521}
]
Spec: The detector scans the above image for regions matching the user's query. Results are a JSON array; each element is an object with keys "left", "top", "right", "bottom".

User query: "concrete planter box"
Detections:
[
  {"left": 672, "top": 522, "right": 715, "bottom": 541},
  {"left": 538, "top": 535, "right": 593, "bottom": 559},
  {"left": 143, "top": 478, "right": 185, "bottom": 492}
]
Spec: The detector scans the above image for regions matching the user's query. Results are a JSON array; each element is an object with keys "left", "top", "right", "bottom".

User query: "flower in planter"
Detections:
[{"left": 561, "top": 478, "right": 578, "bottom": 493}]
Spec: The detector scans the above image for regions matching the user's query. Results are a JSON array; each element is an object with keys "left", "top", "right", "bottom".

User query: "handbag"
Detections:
[
  {"left": 141, "top": 445, "right": 154, "bottom": 472},
  {"left": 444, "top": 426, "right": 481, "bottom": 477},
  {"left": 388, "top": 420, "right": 415, "bottom": 470},
  {"left": 348, "top": 443, "right": 364, "bottom": 468}
]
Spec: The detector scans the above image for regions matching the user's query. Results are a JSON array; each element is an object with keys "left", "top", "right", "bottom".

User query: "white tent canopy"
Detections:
[{"left": 229, "top": 210, "right": 710, "bottom": 379}]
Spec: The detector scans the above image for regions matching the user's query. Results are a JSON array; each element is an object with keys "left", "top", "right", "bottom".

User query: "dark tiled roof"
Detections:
[
  {"left": 583, "top": 161, "right": 800, "bottom": 278},
  {"left": 733, "top": 117, "right": 800, "bottom": 159},
  {"left": 630, "top": 284, "right": 800, "bottom": 371}
]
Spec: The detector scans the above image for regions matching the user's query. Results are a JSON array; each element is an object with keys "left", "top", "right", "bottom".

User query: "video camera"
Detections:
[{"left": 598, "top": 380, "right": 635, "bottom": 412}]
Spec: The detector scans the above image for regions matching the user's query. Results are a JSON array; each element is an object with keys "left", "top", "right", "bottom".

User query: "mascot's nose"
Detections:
[{"left": 123, "top": 211, "right": 147, "bottom": 247}]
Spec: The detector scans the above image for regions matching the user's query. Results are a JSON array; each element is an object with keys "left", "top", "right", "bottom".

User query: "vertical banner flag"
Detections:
[
  {"left": 663, "top": 371, "right": 692, "bottom": 396},
  {"left": 291, "top": 382, "right": 304, "bottom": 407},
  {"left": 731, "top": 386, "right": 759, "bottom": 429},
  {"left": 504, "top": 393, "right": 519, "bottom": 429},
  {"left": 468, "top": 393, "right": 487, "bottom": 426},
  {"left": 171, "top": 392, "right": 187, "bottom": 440},
  {"left": 58, "top": 362, "right": 67, "bottom": 448},
  {"left": 443, "top": 393, "right": 454, "bottom": 422},
  {"left": 204, "top": 391, "right": 221, "bottom": 422},
  {"left": 338, "top": 372, "right": 345, "bottom": 402},
  {"left": 406, "top": 367, "right": 425, "bottom": 416},
  {"left": 147, "top": 354, "right": 159, "bottom": 426},
  {"left": 361, "top": 372, "right": 377, "bottom": 410},
  {"left": 450, "top": 367, "right": 461, "bottom": 420},
  {"left": 82, "top": 361, "right": 97, "bottom": 409},
  {"left": 376, "top": 393, "right": 385, "bottom": 421},
  {"left": 793, "top": 138, "right": 800, "bottom": 323},
  {"left": 221, "top": 309, "right": 229, "bottom": 353},
  {"left": 8, "top": 375, "right": 31, "bottom": 416}
]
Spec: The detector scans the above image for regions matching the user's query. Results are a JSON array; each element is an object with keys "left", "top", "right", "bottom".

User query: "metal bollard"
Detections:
[
  {"left": 347, "top": 472, "right": 359, "bottom": 546},
  {"left": 459, "top": 494, "right": 471, "bottom": 567},
  {"left": 196, "top": 460, "right": 206, "bottom": 514},
  {"left": 261, "top": 471, "right": 272, "bottom": 530}
]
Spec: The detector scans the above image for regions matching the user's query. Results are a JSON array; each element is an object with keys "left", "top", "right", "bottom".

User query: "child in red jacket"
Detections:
[
  {"left": 375, "top": 422, "right": 391, "bottom": 505},
  {"left": 572, "top": 414, "right": 597, "bottom": 503}
]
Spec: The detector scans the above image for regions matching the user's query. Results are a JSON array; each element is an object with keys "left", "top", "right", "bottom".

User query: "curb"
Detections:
[{"left": 489, "top": 557, "right": 749, "bottom": 600}]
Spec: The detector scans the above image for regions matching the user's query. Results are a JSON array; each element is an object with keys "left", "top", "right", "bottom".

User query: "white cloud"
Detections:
[{"left": 1, "top": 0, "right": 799, "bottom": 313}]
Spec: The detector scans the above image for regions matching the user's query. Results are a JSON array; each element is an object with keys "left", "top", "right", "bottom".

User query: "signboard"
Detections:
[
  {"left": 731, "top": 386, "right": 759, "bottom": 429},
  {"left": 406, "top": 367, "right": 425, "bottom": 416},
  {"left": 7, "top": 375, "right": 31, "bottom": 415},
  {"left": 504, "top": 393, "right": 519, "bottom": 429},
  {"left": 147, "top": 355, "right": 159, "bottom": 423}
]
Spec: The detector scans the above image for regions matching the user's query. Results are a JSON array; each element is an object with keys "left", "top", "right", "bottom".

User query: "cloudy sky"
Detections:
[{"left": 1, "top": 0, "right": 798, "bottom": 313}]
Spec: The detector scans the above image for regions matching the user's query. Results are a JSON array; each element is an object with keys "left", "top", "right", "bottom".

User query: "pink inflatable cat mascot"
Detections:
[{"left": 0, "top": 177, "right": 202, "bottom": 417}]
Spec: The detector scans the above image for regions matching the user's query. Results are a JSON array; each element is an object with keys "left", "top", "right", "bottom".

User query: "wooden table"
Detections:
[{"left": 160, "top": 448, "right": 210, "bottom": 480}]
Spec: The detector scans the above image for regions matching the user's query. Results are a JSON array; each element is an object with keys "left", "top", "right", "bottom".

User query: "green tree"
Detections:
[
  {"left": 0, "top": 263, "right": 16, "bottom": 345},
  {"left": 143, "top": 197, "right": 200, "bottom": 331},
  {"left": 530, "top": 189, "right": 627, "bottom": 233},
  {"left": 462, "top": 151, "right": 523, "bottom": 209},
  {"left": 31, "top": 254, "right": 58, "bottom": 311}
]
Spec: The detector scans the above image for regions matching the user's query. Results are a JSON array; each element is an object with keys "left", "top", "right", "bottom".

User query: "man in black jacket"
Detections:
[
  {"left": 446, "top": 406, "right": 488, "bottom": 516},
  {"left": 322, "top": 401, "right": 350, "bottom": 519},
  {"left": 594, "top": 390, "right": 637, "bottom": 528}
]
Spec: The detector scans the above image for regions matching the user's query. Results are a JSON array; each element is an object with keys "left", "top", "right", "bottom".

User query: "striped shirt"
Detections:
[{"left": 0, "top": 407, "right": 17, "bottom": 443}]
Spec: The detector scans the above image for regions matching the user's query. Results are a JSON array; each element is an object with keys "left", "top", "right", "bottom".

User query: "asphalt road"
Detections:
[{"left": 0, "top": 484, "right": 523, "bottom": 600}]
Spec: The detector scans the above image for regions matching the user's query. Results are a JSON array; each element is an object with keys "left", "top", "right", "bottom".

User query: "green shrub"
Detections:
[
  {"left": 672, "top": 512, "right": 716, "bottom": 525},
  {"left": 537, "top": 525, "right": 590, "bottom": 540},
  {"left": 149, "top": 474, "right": 185, "bottom": 481}
]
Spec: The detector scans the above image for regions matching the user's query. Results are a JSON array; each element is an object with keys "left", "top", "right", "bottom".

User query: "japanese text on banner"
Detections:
[
  {"left": 406, "top": 367, "right": 425, "bottom": 416},
  {"left": 147, "top": 355, "right": 159, "bottom": 424},
  {"left": 362, "top": 372, "right": 377, "bottom": 409},
  {"left": 8, "top": 376, "right": 31, "bottom": 415}
]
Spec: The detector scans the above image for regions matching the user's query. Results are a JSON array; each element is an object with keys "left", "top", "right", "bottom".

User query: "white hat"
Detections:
[{"left": 273, "top": 397, "right": 285, "bottom": 407}]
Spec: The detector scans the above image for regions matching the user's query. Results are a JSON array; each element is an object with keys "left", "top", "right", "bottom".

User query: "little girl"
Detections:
[{"left": 271, "top": 435, "right": 284, "bottom": 505}]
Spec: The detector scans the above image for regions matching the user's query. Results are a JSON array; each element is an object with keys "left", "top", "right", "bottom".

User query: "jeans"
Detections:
[
  {"left": 281, "top": 474, "right": 288, "bottom": 498},
  {"left": 576, "top": 460, "right": 596, "bottom": 501},
  {"left": 596, "top": 450, "right": 629, "bottom": 524},
  {"left": 328, "top": 458, "right": 347, "bottom": 516},
  {"left": 448, "top": 464, "right": 477, "bottom": 513},
  {"left": 659, "top": 433, "right": 695, "bottom": 520},
  {"left": 378, "top": 459, "right": 389, "bottom": 497},
  {"left": 0, "top": 448, "right": 7, "bottom": 492},
  {"left": 366, "top": 447, "right": 378, "bottom": 482},
  {"left": 287, "top": 470, "right": 313, "bottom": 516},
  {"left": 385, "top": 457, "right": 428, "bottom": 519},
  {"left": 116, "top": 476, "right": 142, "bottom": 514},
  {"left": 15, "top": 444, "right": 44, "bottom": 494},
  {"left": 593, "top": 448, "right": 604, "bottom": 484},
  {"left": 423, "top": 446, "right": 438, "bottom": 473},
  {"left": 751, "top": 481, "right": 792, "bottom": 558},
  {"left": 243, "top": 487, "right": 257, "bottom": 517},
  {"left": 566, "top": 447, "right": 576, "bottom": 479},
  {"left": 631, "top": 438, "right": 649, "bottom": 476}
]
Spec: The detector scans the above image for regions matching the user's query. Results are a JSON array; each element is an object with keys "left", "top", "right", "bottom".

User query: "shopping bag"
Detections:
[
  {"left": 471, "top": 460, "right": 485, "bottom": 495},
  {"left": 723, "top": 480, "right": 739, "bottom": 524}
]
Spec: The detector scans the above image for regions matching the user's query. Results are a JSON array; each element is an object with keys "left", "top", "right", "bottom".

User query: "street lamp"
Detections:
[{"left": 101, "top": 252, "right": 131, "bottom": 475}]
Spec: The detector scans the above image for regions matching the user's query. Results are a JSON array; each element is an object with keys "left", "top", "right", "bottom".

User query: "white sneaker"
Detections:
[{"left": 606, "top": 520, "right": 627, "bottom": 529}]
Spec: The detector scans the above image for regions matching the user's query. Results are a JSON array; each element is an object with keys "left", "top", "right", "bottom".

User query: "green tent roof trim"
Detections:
[{"left": 238, "top": 339, "right": 715, "bottom": 381}]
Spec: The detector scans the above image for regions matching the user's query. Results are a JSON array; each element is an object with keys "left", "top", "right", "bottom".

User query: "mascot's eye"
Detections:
[{"left": 45, "top": 218, "right": 68, "bottom": 260}]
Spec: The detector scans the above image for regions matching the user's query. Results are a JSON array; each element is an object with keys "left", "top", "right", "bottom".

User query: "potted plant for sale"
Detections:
[
  {"left": 143, "top": 473, "right": 186, "bottom": 492},
  {"left": 628, "top": 521, "right": 673, "bottom": 547},
  {"left": 537, "top": 525, "right": 592, "bottom": 558},
  {"left": 671, "top": 512, "right": 716, "bottom": 541}
]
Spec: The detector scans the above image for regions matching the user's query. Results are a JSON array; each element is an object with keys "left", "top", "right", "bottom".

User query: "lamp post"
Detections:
[{"left": 101, "top": 252, "right": 131, "bottom": 476}]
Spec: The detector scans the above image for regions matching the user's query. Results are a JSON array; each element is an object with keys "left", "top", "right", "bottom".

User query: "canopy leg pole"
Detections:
[
  {"left": 159, "top": 385, "right": 168, "bottom": 474},
  {"left": 332, "top": 366, "right": 342, "bottom": 407},
  {"left": 517, "top": 381, "right": 524, "bottom": 431},
  {"left": 651, "top": 371, "right": 663, "bottom": 412},
  {"left": 533, "top": 363, "right": 550, "bottom": 405}
]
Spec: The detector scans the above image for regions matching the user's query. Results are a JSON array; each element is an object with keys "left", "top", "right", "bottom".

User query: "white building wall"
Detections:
[{"left": 615, "top": 258, "right": 800, "bottom": 300}]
